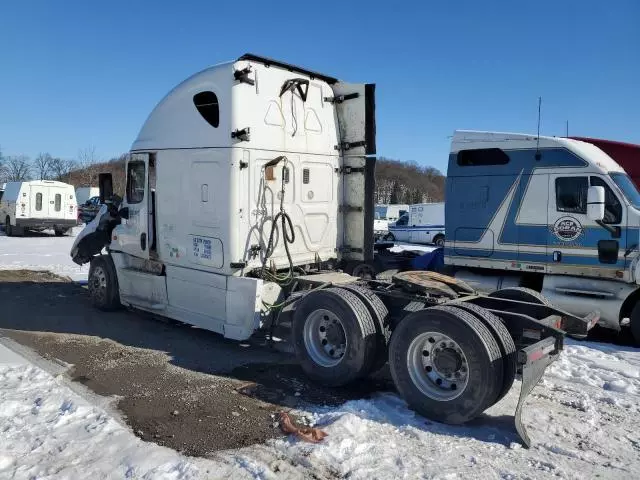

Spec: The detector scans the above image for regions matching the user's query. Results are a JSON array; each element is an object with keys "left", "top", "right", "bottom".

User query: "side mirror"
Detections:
[
  {"left": 118, "top": 207, "right": 130, "bottom": 219},
  {"left": 99, "top": 173, "right": 114, "bottom": 204},
  {"left": 587, "top": 186, "right": 605, "bottom": 222}
]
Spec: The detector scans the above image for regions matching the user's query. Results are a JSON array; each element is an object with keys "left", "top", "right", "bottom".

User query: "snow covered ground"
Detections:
[
  {"left": 0, "top": 227, "right": 88, "bottom": 281},
  {"left": 1, "top": 336, "right": 639, "bottom": 479},
  {"left": 1, "top": 234, "right": 639, "bottom": 478},
  {"left": 390, "top": 242, "right": 437, "bottom": 254}
]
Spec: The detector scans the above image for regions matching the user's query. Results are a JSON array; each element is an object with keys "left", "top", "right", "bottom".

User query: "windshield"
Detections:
[
  {"left": 375, "top": 206, "right": 388, "bottom": 220},
  {"left": 610, "top": 172, "right": 640, "bottom": 209}
]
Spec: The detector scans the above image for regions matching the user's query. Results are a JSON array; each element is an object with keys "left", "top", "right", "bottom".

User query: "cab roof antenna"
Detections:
[{"left": 535, "top": 96, "right": 542, "bottom": 161}]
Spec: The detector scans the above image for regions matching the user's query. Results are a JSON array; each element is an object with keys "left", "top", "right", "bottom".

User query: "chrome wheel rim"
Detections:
[
  {"left": 89, "top": 266, "right": 108, "bottom": 304},
  {"left": 407, "top": 332, "right": 469, "bottom": 401},
  {"left": 436, "top": 237, "right": 445, "bottom": 247},
  {"left": 303, "top": 309, "right": 347, "bottom": 367}
]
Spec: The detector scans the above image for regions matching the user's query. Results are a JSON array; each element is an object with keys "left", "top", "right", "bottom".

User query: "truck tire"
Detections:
[
  {"left": 337, "top": 284, "right": 391, "bottom": 372},
  {"left": 488, "top": 287, "right": 551, "bottom": 306},
  {"left": 433, "top": 234, "right": 445, "bottom": 248},
  {"left": 5, "top": 217, "right": 12, "bottom": 237},
  {"left": 384, "top": 232, "right": 395, "bottom": 242},
  {"left": 389, "top": 305, "right": 503, "bottom": 424},
  {"left": 449, "top": 302, "right": 517, "bottom": 405},
  {"left": 292, "top": 288, "right": 378, "bottom": 387},
  {"left": 629, "top": 303, "right": 640, "bottom": 346},
  {"left": 54, "top": 227, "right": 66, "bottom": 236},
  {"left": 88, "top": 255, "right": 121, "bottom": 311}
]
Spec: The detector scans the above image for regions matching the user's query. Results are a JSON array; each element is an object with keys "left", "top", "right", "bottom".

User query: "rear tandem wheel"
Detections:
[
  {"left": 389, "top": 305, "right": 504, "bottom": 424},
  {"left": 291, "top": 288, "right": 379, "bottom": 387},
  {"left": 450, "top": 302, "right": 517, "bottom": 405}
]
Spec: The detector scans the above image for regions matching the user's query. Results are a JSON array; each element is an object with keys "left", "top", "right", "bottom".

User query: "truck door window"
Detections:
[
  {"left": 397, "top": 214, "right": 408, "bottom": 226},
  {"left": 590, "top": 176, "right": 622, "bottom": 224},
  {"left": 127, "top": 161, "right": 146, "bottom": 204},
  {"left": 36, "top": 193, "right": 43, "bottom": 211},
  {"left": 555, "top": 177, "right": 587, "bottom": 214}
]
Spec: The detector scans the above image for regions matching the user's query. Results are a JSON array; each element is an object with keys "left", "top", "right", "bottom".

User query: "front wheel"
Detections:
[
  {"left": 88, "top": 256, "right": 121, "bottom": 311},
  {"left": 383, "top": 232, "right": 395, "bottom": 242},
  {"left": 433, "top": 234, "right": 445, "bottom": 248}
]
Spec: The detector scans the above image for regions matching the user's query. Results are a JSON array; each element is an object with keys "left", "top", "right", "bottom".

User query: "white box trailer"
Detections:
[
  {"left": 386, "top": 202, "right": 445, "bottom": 246},
  {"left": 1, "top": 180, "right": 77, "bottom": 236},
  {"left": 373, "top": 204, "right": 409, "bottom": 239},
  {"left": 70, "top": 54, "right": 596, "bottom": 447}
]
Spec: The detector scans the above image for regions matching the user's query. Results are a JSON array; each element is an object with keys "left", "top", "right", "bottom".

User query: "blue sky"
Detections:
[{"left": 0, "top": 0, "right": 638, "bottom": 173}]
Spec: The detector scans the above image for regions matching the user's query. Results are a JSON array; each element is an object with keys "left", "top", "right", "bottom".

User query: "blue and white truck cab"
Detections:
[
  {"left": 386, "top": 203, "right": 446, "bottom": 246},
  {"left": 445, "top": 131, "right": 640, "bottom": 342}
]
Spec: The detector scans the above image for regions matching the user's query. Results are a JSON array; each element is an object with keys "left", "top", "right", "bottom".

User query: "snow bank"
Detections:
[
  {"left": 390, "top": 243, "right": 436, "bottom": 254},
  {"left": 546, "top": 340, "right": 640, "bottom": 394},
  {"left": 0, "top": 227, "right": 88, "bottom": 281}
]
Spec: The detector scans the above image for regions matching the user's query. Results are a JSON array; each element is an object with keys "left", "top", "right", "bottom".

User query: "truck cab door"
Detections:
[
  {"left": 393, "top": 214, "right": 410, "bottom": 242},
  {"left": 548, "top": 174, "right": 626, "bottom": 273},
  {"left": 115, "top": 153, "right": 150, "bottom": 260},
  {"left": 331, "top": 82, "right": 376, "bottom": 263}
]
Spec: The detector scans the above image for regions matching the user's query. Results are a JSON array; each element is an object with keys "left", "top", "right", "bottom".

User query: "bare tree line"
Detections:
[
  {"left": 2, "top": 146, "right": 445, "bottom": 204},
  {"left": 375, "top": 157, "right": 445, "bottom": 204},
  {"left": 0, "top": 145, "right": 124, "bottom": 188}
]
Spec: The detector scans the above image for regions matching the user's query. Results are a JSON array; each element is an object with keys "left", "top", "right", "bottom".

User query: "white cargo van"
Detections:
[
  {"left": 386, "top": 202, "right": 445, "bottom": 245},
  {"left": 1, "top": 180, "right": 77, "bottom": 236}
]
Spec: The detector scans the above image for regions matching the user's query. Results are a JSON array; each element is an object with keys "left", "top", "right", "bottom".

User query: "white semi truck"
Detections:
[{"left": 71, "top": 54, "right": 595, "bottom": 447}]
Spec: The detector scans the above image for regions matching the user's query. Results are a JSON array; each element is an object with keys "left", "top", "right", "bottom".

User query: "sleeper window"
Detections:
[
  {"left": 591, "top": 176, "right": 622, "bottom": 224},
  {"left": 36, "top": 193, "right": 43, "bottom": 211},
  {"left": 127, "top": 161, "right": 146, "bottom": 204},
  {"left": 556, "top": 177, "right": 588, "bottom": 214},
  {"left": 457, "top": 148, "right": 510, "bottom": 166},
  {"left": 193, "top": 91, "right": 219, "bottom": 128}
]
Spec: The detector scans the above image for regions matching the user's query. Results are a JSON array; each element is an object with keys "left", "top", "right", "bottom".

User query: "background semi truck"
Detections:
[
  {"left": 70, "top": 54, "right": 595, "bottom": 447},
  {"left": 571, "top": 137, "right": 640, "bottom": 191},
  {"left": 444, "top": 131, "right": 640, "bottom": 344}
]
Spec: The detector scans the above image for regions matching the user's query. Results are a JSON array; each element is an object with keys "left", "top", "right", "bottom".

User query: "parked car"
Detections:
[{"left": 77, "top": 196, "right": 102, "bottom": 224}]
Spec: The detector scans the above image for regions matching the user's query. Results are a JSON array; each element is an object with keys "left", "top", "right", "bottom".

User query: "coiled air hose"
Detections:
[{"left": 260, "top": 157, "right": 296, "bottom": 286}]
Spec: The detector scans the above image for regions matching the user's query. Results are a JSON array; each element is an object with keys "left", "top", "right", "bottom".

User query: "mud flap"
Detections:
[{"left": 514, "top": 337, "right": 558, "bottom": 448}]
